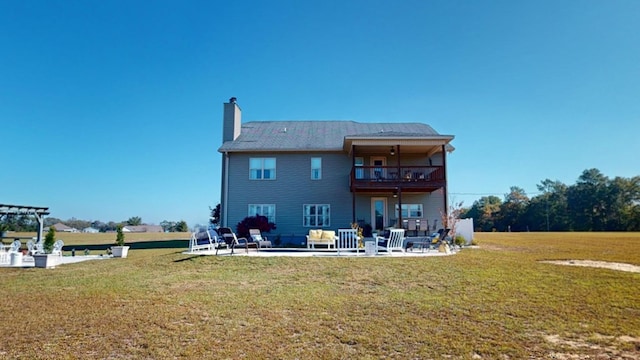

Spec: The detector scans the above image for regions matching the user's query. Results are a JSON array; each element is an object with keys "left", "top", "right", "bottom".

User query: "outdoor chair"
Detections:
[
  {"left": 336, "top": 228, "right": 360, "bottom": 255},
  {"left": 249, "top": 229, "right": 272, "bottom": 249},
  {"left": 217, "top": 227, "right": 257, "bottom": 255},
  {"left": 9, "top": 240, "right": 22, "bottom": 253},
  {"left": 406, "top": 219, "right": 420, "bottom": 236},
  {"left": 189, "top": 228, "right": 224, "bottom": 252},
  {"left": 52, "top": 240, "right": 64, "bottom": 256},
  {"left": 27, "top": 240, "right": 44, "bottom": 256},
  {"left": 376, "top": 228, "right": 406, "bottom": 254},
  {"left": 0, "top": 241, "right": 20, "bottom": 264},
  {"left": 428, "top": 228, "right": 451, "bottom": 250}
]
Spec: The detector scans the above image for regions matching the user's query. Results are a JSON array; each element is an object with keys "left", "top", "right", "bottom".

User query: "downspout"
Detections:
[{"left": 222, "top": 151, "right": 230, "bottom": 227}]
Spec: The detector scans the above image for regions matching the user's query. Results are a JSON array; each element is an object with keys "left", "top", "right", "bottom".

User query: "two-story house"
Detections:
[{"left": 218, "top": 98, "right": 454, "bottom": 243}]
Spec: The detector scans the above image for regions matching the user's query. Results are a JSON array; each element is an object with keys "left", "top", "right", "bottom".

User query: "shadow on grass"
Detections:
[
  {"left": 173, "top": 255, "right": 205, "bottom": 263},
  {"left": 62, "top": 239, "right": 189, "bottom": 251}
]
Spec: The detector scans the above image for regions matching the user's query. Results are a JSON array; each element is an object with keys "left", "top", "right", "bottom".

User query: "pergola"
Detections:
[{"left": 0, "top": 203, "right": 50, "bottom": 243}]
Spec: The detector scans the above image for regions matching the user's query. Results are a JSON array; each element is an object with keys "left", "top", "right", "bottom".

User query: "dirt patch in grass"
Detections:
[
  {"left": 540, "top": 260, "right": 640, "bottom": 273},
  {"left": 543, "top": 333, "right": 640, "bottom": 359}
]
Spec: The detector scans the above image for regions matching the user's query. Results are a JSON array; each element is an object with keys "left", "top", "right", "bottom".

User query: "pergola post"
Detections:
[{"left": 34, "top": 212, "right": 44, "bottom": 243}]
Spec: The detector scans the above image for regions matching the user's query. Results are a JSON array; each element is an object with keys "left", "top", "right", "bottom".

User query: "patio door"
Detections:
[
  {"left": 355, "top": 157, "right": 364, "bottom": 179},
  {"left": 370, "top": 156, "right": 386, "bottom": 180},
  {"left": 371, "top": 197, "right": 387, "bottom": 233}
]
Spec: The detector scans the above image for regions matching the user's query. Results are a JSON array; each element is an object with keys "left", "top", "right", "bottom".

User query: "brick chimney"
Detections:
[{"left": 223, "top": 97, "right": 241, "bottom": 142}]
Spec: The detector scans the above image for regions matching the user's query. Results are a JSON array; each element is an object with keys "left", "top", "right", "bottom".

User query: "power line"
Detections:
[{"left": 450, "top": 192, "right": 543, "bottom": 196}]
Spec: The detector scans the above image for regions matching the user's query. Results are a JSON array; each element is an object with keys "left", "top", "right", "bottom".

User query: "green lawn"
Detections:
[{"left": 0, "top": 232, "right": 638, "bottom": 359}]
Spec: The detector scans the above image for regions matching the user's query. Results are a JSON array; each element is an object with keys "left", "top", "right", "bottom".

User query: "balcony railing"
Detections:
[{"left": 350, "top": 166, "right": 445, "bottom": 192}]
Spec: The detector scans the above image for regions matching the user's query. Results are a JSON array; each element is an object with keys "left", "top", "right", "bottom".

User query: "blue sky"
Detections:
[{"left": 1, "top": 1, "right": 638, "bottom": 228}]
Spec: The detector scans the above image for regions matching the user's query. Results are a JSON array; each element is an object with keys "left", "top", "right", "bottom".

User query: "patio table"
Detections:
[{"left": 407, "top": 237, "right": 433, "bottom": 252}]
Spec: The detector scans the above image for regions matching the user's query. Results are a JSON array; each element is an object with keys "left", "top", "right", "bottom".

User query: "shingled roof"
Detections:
[{"left": 218, "top": 120, "right": 452, "bottom": 152}]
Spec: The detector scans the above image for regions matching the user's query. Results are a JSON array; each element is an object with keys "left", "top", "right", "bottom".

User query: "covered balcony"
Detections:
[{"left": 350, "top": 165, "right": 445, "bottom": 193}]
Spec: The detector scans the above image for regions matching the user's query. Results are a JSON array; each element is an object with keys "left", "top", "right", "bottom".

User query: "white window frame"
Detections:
[
  {"left": 248, "top": 204, "right": 276, "bottom": 223},
  {"left": 249, "top": 158, "right": 276, "bottom": 180},
  {"left": 394, "top": 204, "right": 423, "bottom": 219},
  {"left": 303, "top": 204, "right": 331, "bottom": 227},
  {"left": 311, "top": 157, "right": 322, "bottom": 180}
]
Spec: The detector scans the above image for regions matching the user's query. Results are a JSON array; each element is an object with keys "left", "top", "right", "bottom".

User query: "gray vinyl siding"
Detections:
[
  {"left": 354, "top": 197, "right": 375, "bottom": 225},
  {"left": 224, "top": 152, "right": 354, "bottom": 237},
  {"left": 423, "top": 190, "right": 445, "bottom": 231}
]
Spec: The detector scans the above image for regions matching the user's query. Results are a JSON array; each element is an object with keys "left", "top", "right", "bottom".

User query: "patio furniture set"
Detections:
[
  {"left": 187, "top": 227, "right": 453, "bottom": 256},
  {"left": 0, "top": 237, "right": 64, "bottom": 266},
  {"left": 307, "top": 228, "right": 451, "bottom": 255},
  {"left": 188, "top": 227, "right": 273, "bottom": 255}
]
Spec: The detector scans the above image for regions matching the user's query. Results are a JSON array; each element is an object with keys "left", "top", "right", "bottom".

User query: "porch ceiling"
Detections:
[{"left": 344, "top": 137, "right": 454, "bottom": 154}]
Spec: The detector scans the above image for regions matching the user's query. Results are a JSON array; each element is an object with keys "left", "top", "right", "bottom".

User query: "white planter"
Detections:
[
  {"left": 33, "top": 254, "right": 59, "bottom": 269},
  {"left": 112, "top": 246, "right": 130, "bottom": 258},
  {"left": 10, "top": 252, "right": 23, "bottom": 266},
  {"left": 364, "top": 241, "right": 377, "bottom": 256}
]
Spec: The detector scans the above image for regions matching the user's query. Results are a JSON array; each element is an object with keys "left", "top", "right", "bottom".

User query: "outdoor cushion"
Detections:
[
  {"left": 308, "top": 229, "right": 323, "bottom": 240},
  {"left": 321, "top": 230, "right": 335, "bottom": 240},
  {"left": 252, "top": 234, "right": 263, "bottom": 241}
]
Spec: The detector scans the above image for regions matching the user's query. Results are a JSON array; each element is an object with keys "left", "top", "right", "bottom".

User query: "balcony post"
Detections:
[
  {"left": 396, "top": 145, "right": 401, "bottom": 181},
  {"left": 442, "top": 144, "right": 448, "bottom": 218},
  {"left": 397, "top": 187, "right": 402, "bottom": 229},
  {"left": 352, "top": 144, "right": 356, "bottom": 222}
]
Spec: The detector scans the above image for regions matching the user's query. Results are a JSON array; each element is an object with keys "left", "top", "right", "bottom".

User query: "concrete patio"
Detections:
[
  {"left": 183, "top": 246, "right": 457, "bottom": 257},
  {"left": 184, "top": 250, "right": 455, "bottom": 257},
  {"left": 0, "top": 254, "right": 112, "bottom": 268}
]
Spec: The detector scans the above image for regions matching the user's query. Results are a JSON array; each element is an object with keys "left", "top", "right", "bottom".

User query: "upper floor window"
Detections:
[
  {"left": 395, "top": 204, "right": 423, "bottom": 218},
  {"left": 250, "top": 158, "right": 276, "bottom": 180},
  {"left": 248, "top": 204, "right": 275, "bottom": 223},
  {"left": 311, "top": 157, "right": 322, "bottom": 180},
  {"left": 303, "top": 204, "right": 330, "bottom": 227}
]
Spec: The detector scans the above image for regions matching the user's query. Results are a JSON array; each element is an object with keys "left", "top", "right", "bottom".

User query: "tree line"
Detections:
[
  {"left": 0, "top": 215, "right": 188, "bottom": 233},
  {"left": 462, "top": 168, "right": 640, "bottom": 232}
]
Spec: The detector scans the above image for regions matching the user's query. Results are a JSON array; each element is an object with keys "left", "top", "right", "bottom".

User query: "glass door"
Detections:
[
  {"left": 370, "top": 156, "right": 386, "bottom": 180},
  {"left": 355, "top": 157, "right": 364, "bottom": 179},
  {"left": 371, "top": 197, "right": 387, "bottom": 233}
]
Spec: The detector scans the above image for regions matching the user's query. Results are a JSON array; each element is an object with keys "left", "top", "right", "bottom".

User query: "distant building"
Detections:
[
  {"left": 122, "top": 225, "right": 163, "bottom": 233},
  {"left": 52, "top": 222, "right": 78, "bottom": 233},
  {"left": 82, "top": 227, "right": 100, "bottom": 233}
]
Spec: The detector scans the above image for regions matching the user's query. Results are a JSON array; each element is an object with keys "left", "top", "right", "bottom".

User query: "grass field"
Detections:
[{"left": 0, "top": 232, "right": 638, "bottom": 359}]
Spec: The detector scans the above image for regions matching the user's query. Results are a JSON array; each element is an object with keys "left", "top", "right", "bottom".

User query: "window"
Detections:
[
  {"left": 248, "top": 204, "right": 276, "bottom": 223},
  {"left": 394, "top": 204, "right": 423, "bottom": 218},
  {"left": 249, "top": 158, "right": 276, "bottom": 180},
  {"left": 311, "top": 157, "right": 322, "bottom": 180},
  {"left": 303, "top": 204, "right": 330, "bottom": 227},
  {"left": 355, "top": 157, "right": 364, "bottom": 179}
]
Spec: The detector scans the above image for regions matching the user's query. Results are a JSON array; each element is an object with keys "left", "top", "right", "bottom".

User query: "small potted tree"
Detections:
[
  {"left": 0, "top": 222, "right": 8, "bottom": 239},
  {"left": 111, "top": 224, "right": 130, "bottom": 258},
  {"left": 34, "top": 226, "right": 59, "bottom": 268}
]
